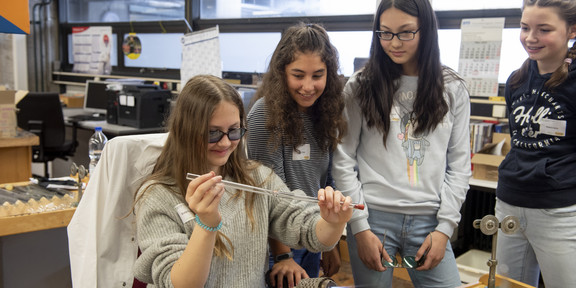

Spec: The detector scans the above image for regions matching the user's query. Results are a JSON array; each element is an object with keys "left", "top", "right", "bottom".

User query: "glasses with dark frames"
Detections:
[
  {"left": 380, "top": 231, "right": 432, "bottom": 269},
  {"left": 208, "top": 127, "right": 247, "bottom": 143},
  {"left": 375, "top": 28, "right": 420, "bottom": 41}
]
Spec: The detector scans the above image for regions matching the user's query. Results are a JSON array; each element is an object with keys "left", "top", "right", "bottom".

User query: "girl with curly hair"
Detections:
[{"left": 247, "top": 22, "right": 347, "bottom": 287}]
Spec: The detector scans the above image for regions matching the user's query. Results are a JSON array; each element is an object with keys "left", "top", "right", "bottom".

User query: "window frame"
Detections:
[
  {"left": 194, "top": 8, "right": 521, "bottom": 32},
  {"left": 57, "top": 0, "right": 521, "bottom": 81}
]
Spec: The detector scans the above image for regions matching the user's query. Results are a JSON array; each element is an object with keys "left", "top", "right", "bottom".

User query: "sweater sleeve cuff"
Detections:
[
  {"left": 435, "top": 221, "right": 455, "bottom": 239},
  {"left": 349, "top": 218, "right": 371, "bottom": 235}
]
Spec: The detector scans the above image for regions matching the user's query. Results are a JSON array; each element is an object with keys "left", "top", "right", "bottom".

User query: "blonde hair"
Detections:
[{"left": 137, "top": 75, "right": 259, "bottom": 259}]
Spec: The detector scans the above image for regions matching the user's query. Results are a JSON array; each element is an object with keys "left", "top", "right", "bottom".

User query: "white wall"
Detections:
[{"left": 12, "top": 34, "right": 28, "bottom": 91}]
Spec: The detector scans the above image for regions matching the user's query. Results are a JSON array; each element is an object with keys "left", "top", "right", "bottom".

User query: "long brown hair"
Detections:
[
  {"left": 137, "top": 75, "right": 259, "bottom": 259},
  {"left": 254, "top": 22, "right": 347, "bottom": 152},
  {"left": 509, "top": 0, "right": 576, "bottom": 90}
]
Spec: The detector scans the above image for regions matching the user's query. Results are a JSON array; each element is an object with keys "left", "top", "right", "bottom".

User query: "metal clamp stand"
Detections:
[
  {"left": 473, "top": 215, "right": 519, "bottom": 288},
  {"left": 70, "top": 162, "right": 87, "bottom": 207}
]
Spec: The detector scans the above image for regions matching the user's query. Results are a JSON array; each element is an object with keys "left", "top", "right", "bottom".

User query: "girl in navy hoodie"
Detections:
[{"left": 496, "top": 0, "right": 576, "bottom": 287}]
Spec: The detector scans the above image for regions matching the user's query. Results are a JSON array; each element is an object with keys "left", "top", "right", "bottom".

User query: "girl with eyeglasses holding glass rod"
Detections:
[
  {"left": 132, "top": 75, "right": 353, "bottom": 288},
  {"left": 246, "top": 22, "right": 347, "bottom": 288},
  {"left": 495, "top": 0, "right": 576, "bottom": 287},
  {"left": 332, "top": 0, "right": 471, "bottom": 287}
]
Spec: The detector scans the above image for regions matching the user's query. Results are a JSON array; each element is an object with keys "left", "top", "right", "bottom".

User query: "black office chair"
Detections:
[{"left": 16, "top": 92, "right": 77, "bottom": 178}]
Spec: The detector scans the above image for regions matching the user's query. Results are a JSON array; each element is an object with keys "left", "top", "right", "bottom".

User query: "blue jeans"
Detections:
[
  {"left": 346, "top": 210, "right": 461, "bottom": 288},
  {"left": 495, "top": 199, "right": 576, "bottom": 288},
  {"left": 268, "top": 248, "right": 321, "bottom": 278}
]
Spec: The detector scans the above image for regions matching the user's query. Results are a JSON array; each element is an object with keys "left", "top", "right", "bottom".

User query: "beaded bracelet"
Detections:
[{"left": 195, "top": 214, "right": 222, "bottom": 232}]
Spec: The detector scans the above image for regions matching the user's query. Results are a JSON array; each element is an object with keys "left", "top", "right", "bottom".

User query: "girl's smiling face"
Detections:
[
  {"left": 520, "top": 6, "right": 576, "bottom": 74},
  {"left": 285, "top": 51, "right": 327, "bottom": 112},
  {"left": 207, "top": 100, "right": 241, "bottom": 173}
]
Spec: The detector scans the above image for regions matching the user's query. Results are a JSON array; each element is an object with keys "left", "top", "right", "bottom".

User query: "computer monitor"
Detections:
[{"left": 83, "top": 80, "right": 109, "bottom": 115}]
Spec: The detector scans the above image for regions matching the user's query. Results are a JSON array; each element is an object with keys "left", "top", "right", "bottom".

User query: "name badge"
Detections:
[
  {"left": 540, "top": 118, "right": 566, "bottom": 137},
  {"left": 293, "top": 144, "right": 310, "bottom": 160},
  {"left": 175, "top": 203, "right": 194, "bottom": 223}
]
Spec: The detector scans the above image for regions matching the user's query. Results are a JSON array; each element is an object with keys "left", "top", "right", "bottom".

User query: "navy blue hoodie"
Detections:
[{"left": 497, "top": 59, "right": 576, "bottom": 208}]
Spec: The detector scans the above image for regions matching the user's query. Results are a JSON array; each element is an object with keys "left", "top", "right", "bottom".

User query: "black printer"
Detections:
[{"left": 106, "top": 83, "right": 172, "bottom": 128}]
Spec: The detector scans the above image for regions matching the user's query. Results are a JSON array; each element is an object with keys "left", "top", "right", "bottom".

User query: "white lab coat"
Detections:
[{"left": 67, "top": 133, "right": 167, "bottom": 287}]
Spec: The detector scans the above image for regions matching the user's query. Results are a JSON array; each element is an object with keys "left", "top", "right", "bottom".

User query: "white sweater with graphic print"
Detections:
[{"left": 333, "top": 72, "right": 471, "bottom": 237}]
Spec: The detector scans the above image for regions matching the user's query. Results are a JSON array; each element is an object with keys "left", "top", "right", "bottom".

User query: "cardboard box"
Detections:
[
  {"left": 471, "top": 132, "right": 511, "bottom": 181},
  {"left": 60, "top": 94, "right": 85, "bottom": 108},
  {"left": 0, "top": 90, "right": 17, "bottom": 138}
]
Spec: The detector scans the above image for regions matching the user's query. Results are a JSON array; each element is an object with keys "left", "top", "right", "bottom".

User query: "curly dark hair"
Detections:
[{"left": 253, "top": 22, "right": 347, "bottom": 152}]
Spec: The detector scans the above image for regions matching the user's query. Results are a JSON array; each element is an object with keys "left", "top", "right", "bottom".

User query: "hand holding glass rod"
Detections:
[{"left": 186, "top": 173, "right": 365, "bottom": 210}]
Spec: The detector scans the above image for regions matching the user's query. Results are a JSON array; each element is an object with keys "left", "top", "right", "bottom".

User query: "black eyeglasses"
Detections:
[
  {"left": 380, "top": 231, "right": 431, "bottom": 269},
  {"left": 208, "top": 127, "right": 247, "bottom": 143},
  {"left": 375, "top": 29, "right": 420, "bottom": 41}
]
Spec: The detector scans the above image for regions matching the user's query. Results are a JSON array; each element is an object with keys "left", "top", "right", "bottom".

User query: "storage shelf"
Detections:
[
  {"left": 470, "top": 115, "right": 508, "bottom": 122},
  {"left": 470, "top": 98, "right": 506, "bottom": 105},
  {"left": 0, "top": 208, "right": 75, "bottom": 237},
  {"left": 52, "top": 71, "right": 258, "bottom": 91},
  {"left": 53, "top": 71, "right": 180, "bottom": 84}
]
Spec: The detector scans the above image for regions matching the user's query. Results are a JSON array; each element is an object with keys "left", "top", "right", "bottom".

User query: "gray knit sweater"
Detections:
[{"left": 133, "top": 165, "right": 333, "bottom": 287}]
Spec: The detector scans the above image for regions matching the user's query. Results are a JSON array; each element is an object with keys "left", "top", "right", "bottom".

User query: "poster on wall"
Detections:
[
  {"left": 72, "top": 26, "right": 112, "bottom": 75},
  {"left": 180, "top": 26, "right": 221, "bottom": 87},
  {"left": 458, "top": 18, "right": 505, "bottom": 97}
]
